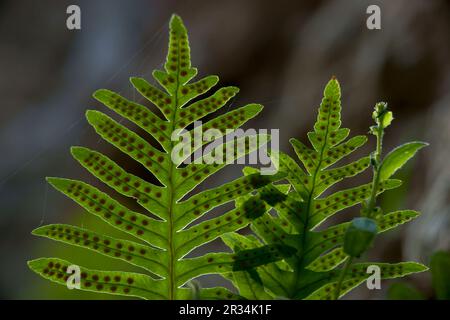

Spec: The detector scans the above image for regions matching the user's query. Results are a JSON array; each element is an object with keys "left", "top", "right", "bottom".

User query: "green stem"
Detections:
[
  {"left": 167, "top": 38, "right": 182, "bottom": 300},
  {"left": 334, "top": 256, "right": 353, "bottom": 300},
  {"left": 293, "top": 92, "right": 334, "bottom": 294},
  {"left": 366, "top": 125, "right": 384, "bottom": 218}
]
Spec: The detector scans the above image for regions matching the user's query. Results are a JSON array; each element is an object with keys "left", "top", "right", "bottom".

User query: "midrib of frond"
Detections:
[
  {"left": 292, "top": 101, "right": 334, "bottom": 295},
  {"left": 166, "top": 36, "right": 182, "bottom": 300}
]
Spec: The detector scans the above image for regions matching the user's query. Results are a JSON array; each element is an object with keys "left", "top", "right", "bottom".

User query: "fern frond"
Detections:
[
  {"left": 224, "top": 78, "right": 426, "bottom": 299},
  {"left": 28, "top": 14, "right": 286, "bottom": 300}
]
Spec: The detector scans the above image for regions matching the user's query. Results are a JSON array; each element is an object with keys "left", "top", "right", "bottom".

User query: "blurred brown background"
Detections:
[{"left": 0, "top": 0, "right": 449, "bottom": 299}]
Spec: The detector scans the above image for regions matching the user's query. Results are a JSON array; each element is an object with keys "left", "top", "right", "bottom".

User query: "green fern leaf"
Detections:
[
  {"left": 28, "top": 14, "right": 285, "bottom": 300},
  {"left": 28, "top": 258, "right": 167, "bottom": 299},
  {"left": 32, "top": 224, "right": 165, "bottom": 276},
  {"left": 305, "top": 262, "right": 428, "bottom": 300},
  {"left": 223, "top": 78, "right": 426, "bottom": 299}
]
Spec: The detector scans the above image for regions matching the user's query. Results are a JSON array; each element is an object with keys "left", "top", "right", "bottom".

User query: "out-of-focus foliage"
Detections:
[
  {"left": 431, "top": 251, "right": 450, "bottom": 300},
  {"left": 387, "top": 282, "right": 425, "bottom": 300},
  {"left": 388, "top": 251, "right": 450, "bottom": 300}
]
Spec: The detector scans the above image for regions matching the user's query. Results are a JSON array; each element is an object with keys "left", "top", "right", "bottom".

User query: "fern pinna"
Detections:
[
  {"left": 28, "top": 15, "right": 288, "bottom": 300},
  {"left": 223, "top": 78, "right": 427, "bottom": 299}
]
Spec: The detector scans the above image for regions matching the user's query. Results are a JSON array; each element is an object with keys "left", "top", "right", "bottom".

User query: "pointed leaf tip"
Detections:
[
  {"left": 31, "top": 224, "right": 48, "bottom": 236},
  {"left": 410, "top": 262, "right": 429, "bottom": 273},
  {"left": 46, "top": 177, "right": 72, "bottom": 190},
  {"left": 170, "top": 14, "right": 186, "bottom": 32},
  {"left": 85, "top": 109, "right": 102, "bottom": 123},
  {"left": 249, "top": 103, "right": 264, "bottom": 113},
  {"left": 380, "top": 141, "right": 429, "bottom": 181},
  {"left": 324, "top": 77, "right": 341, "bottom": 97},
  {"left": 171, "top": 13, "right": 182, "bottom": 22},
  {"left": 85, "top": 109, "right": 94, "bottom": 117},
  {"left": 45, "top": 176, "right": 57, "bottom": 184},
  {"left": 27, "top": 259, "right": 38, "bottom": 269},
  {"left": 70, "top": 146, "right": 87, "bottom": 157},
  {"left": 92, "top": 89, "right": 106, "bottom": 99},
  {"left": 129, "top": 77, "right": 143, "bottom": 86}
]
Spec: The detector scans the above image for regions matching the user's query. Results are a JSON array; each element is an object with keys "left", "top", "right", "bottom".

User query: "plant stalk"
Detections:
[
  {"left": 366, "top": 124, "right": 384, "bottom": 218},
  {"left": 334, "top": 256, "right": 353, "bottom": 300}
]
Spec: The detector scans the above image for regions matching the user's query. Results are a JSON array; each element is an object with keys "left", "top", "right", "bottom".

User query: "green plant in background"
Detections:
[
  {"left": 28, "top": 15, "right": 291, "bottom": 300},
  {"left": 223, "top": 78, "right": 428, "bottom": 299},
  {"left": 388, "top": 251, "right": 450, "bottom": 300}
]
